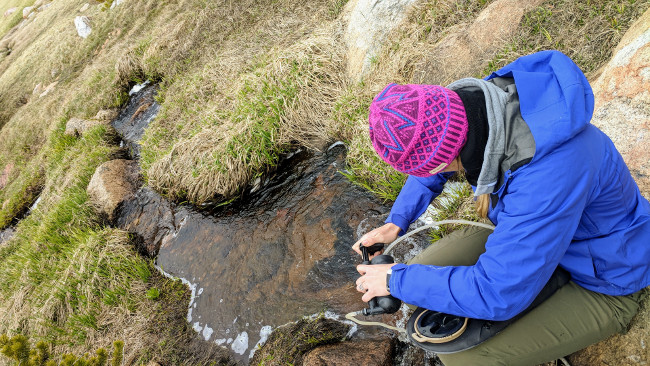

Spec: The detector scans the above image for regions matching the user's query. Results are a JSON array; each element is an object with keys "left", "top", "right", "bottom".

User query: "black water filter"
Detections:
[{"left": 360, "top": 244, "right": 402, "bottom": 316}]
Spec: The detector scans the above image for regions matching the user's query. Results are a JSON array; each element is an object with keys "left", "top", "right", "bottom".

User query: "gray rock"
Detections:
[
  {"left": 74, "top": 16, "right": 91, "bottom": 38},
  {"left": 87, "top": 159, "right": 141, "bottom": 222},
  {"left": 344, "top": 0, "right": 419, "bottom": 78},
  {"left": 3, "top": 7, "right": 18, "bottom": 17},
  {"left": 22, "top": 6, "right": 33, "bottom": 18},
  {"left": 64, "top": 117, "right": 110, "bottom": 136}
]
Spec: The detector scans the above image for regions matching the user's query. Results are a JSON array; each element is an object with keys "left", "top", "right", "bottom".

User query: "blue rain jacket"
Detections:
[{"left": 387, "top": 51, "right": 650, "bottom": 321}]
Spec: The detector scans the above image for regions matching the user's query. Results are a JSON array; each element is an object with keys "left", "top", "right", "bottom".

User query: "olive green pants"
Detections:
[{"left": 407, "top": 226, "right": 644, "bottom": 366}]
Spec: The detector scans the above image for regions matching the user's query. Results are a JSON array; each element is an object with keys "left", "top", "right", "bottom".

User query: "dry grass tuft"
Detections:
[{"left": 142, "top": 14, "right": 348, "bottom": 203}]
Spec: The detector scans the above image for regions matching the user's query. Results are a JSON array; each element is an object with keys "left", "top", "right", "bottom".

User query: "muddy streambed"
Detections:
[{"left": 112, "top": 83, "right": 398, "bottom": 361}]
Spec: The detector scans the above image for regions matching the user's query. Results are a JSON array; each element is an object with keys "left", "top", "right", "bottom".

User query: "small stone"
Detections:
[
  {"left": 87, "top": 159, "right": 141, "bottom": 223},
  {"left": 3, "top": 7, "right": 18, "bottom": 17},
  {"left": 79, "top": 3, "right": 89, "bottom": 12},
  {"left": 74, "top": 16, "right": 91, "bottom": 38},
  {"left": 39, "top": 81, "right": 58, "bottom": 98},
  {"left": 628, "top": 355, "right": 642, "bottom": 363},
  {"left": 22, "top": 6, "right": 33, "bottom": 18},
  {"left": 110, "top": 0, "right": 124, "bottom": 9},
  {"left": 32, "top": 83, "right": 43, "bottom": 95},
  {"left": 64, "top": 117, "right": 110, "bottom": 136},
  {"left": 93, "top": 109, "right": 119, "bottom": 121}
]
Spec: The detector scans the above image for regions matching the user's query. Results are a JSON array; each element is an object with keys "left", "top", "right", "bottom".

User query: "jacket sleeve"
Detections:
[
  {"left": 388, "top": 151, "right": 593, "bottom": 320},
  {"left": 386, "top": 172, "right": 454, "bottom": 235}
]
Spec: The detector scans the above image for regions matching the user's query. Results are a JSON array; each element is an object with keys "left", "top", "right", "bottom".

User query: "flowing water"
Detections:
[{"left": 112, "top": 83, "right": 395, "bottom": 362}]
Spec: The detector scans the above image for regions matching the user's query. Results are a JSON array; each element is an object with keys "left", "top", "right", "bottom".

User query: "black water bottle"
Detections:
[{"left": 361, "top": 243, "right": 402, "bottom": 315}]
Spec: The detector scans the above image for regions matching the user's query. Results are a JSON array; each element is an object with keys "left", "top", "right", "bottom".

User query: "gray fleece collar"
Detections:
[{"left": 447, "top": 78, "right": 508, "bottom": 196}]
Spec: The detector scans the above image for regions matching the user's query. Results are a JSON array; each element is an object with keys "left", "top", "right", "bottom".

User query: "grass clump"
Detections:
[
  {"left": 249, "top": 314, "right": 349, "bottom": 366},
  {"left": 481, "top": 0, "right": 650, "bottom": 77},
  {"left": 143, "top": 23, "right": 346, "bottom": 204}
]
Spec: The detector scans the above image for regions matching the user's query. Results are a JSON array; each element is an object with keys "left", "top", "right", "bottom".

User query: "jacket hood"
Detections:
[{"left": 486, "top": 50, "right": 595, "bottom": 162}]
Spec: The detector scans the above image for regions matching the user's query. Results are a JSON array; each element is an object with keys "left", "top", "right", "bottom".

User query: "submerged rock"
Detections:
[
  {"left": 116, "top": 145, "right": 390, "bottom": 360},
  {"left": 87, "top": 159, "right": 141, "bottom": 222}
]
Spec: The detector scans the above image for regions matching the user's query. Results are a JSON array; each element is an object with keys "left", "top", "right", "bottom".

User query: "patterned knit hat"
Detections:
[{"left": 368, "top": 84, "right": 469, "bottom": 177}]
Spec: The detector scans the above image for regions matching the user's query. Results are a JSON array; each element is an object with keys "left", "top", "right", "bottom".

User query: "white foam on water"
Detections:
[
  {"left": 154, "top": 265, "right": 198, "bottom": 322},
  {"left": 202, "top": 325, "right": 214, "bottom": 341},
  {"left": 30, "top": 196, "right": 42, "bottom": 211},
  {"left": 231, "top": 332, "right": 249, "bottom": 355},
  {"left": 249, "top": 325, "right": 273, "bottom": 359},
  {"left": 327, "top": 141, "right": 346, "bottom": 151},
  {"left": 128, "top": 80, "right": 150, "bottom": 95},
  {"left": 193, "top": 322, "right": 203, "bottom": 333}
]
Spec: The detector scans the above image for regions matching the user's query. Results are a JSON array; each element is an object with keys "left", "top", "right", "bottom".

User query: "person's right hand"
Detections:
[{"left": 352, "top": 223, "right": 401, "bottom": 257}]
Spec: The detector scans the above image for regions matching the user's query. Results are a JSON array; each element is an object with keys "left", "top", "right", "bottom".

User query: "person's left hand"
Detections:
[{"left": 356, "top": 263, "right": 395, "bottom": 302}]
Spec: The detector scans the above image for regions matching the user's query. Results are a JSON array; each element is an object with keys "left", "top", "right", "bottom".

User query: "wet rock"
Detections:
[
  {"left": 79, "top": 3, "right": 89, "bottom": 12},
  {"left": 22, "top": 6, "right": 33, "bottom": 18},
  {"left": 250, "top": 316, "right": 350, "bottom": 366},
  {"left": 74, "top": 16, "right": 91, "bottom": 38},
  {"left": 568, "top": 9, "right": 650, "bottom": 366},
  {"left": 589, "top": 8, "right": 650, "bottom": 200},
  {"left": 115, "top": 187, "right": 177, "bottom": 257},
  {"left": 3, "top": 7, "right": 18, "bottom": 17},
  {"left": 413, "top": 0, "right": 545, "bottom": 85},
  {"left": 87, "top": 159, "right": 141, "bottom": 222},
  {"left": 344, "top": 0, "right": 419, "bottom": 78},
  {"left": 303, "top": 337, "right": 395, "bottom": 366},
  {"left": 0, "top": 163, "right": 13, "bottom": 190},
  {"left": 64, "top": 117, "right": 111, "bottom": 137}
]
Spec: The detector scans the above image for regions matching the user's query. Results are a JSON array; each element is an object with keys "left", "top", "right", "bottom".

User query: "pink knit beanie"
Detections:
[{"left": 368, "top": 84, "right": 469, "bottom": 177}]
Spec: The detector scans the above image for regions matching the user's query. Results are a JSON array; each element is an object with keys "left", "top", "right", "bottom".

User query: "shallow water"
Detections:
[{"left": 111, "top": 83, "right": 393, "bottom": 362}]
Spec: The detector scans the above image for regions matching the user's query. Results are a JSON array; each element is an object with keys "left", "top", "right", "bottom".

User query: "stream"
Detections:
[{"left": 112, "top": 83, "right": 400, "bottom": 362}]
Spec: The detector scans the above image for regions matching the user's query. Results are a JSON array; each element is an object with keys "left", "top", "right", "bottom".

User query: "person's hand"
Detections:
[
  {"left": 352, "top": 223, "right": 401, "bottom": 257},
  {"left": 356, "top": 263, "right": 394, "bottom": 302}
]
